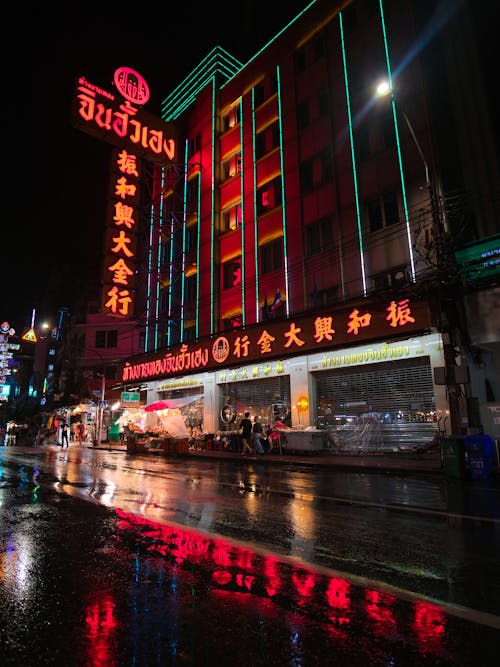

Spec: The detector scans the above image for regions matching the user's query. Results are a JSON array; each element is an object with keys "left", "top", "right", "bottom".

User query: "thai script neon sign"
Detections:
[{"left": 72, "top": 71, "right": 177, "bottom": 165}]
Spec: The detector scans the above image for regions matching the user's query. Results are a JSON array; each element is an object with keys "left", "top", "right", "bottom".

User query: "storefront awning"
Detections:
[{"left": 144, "top": 394, "right": 203, "bottom": 411}]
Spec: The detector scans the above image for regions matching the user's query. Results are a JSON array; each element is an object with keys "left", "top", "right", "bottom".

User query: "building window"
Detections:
[
  {"left": 222, "top": 315, "right": 242, "bottom": 330},
  {"left": 371, "top": 266, "right": 408, "bottom": 291},
  {"left": 222, "top": 257, "right": 242, "bottom": 289},
  {"left": 299, "top": 149, "right": 332, "bottom": 193},
  {"left": 255, "top": 121, "right": 279, "bottom": 159},
  {"left": 221, "top": 203, "right": 242, "bottom": 232},
  {"left": 185, "top": 224, "right": 198, "bottom": 252},
  {"left": 185, "top": 275, "right": 197, "bottom": 302},
  {"left": 95, "top": 330, "right": 117, "bottom": 349},
  {"left": 186, "top": 174, "right": 199, "bottom": 206},
  {"left": 255, "top": 133, "right": 266, "bottom": 159},
  {"left": 260, "top": 238, "right": 283, "bottom": 274},
  {"left": 305, "top": 217, "right": 333, "bottom": 255},
  {"left": 184, "top": 326, "right": 196, "bottom": 341},
  {"left": 366, "top": 191, "right": 400, "bottom": 232},
  {"left": 160, "top": 289, "right": 169, "bottom": 314},
  {"left": 222, "top": 153, "right": 242, "bottom": 180},
  {"left": 222, "top": 105, "right": 241, "bottom": 132},
  {"left": 187, "top": 132, "right": 201, "bottom": 157},
  {"left": 253, "top": 82, "right": 265, "bottom": 107},
  {"left": 256, "top": 176, "right": 282, "bottom": 216}
]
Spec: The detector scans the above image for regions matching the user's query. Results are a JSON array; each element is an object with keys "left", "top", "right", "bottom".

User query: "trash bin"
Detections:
[
  {"left": 464, "top": 434, "right": 495, "bottom": 480},
  {"left": 440, "top": 436, "right": 466, "bottom": 479}
]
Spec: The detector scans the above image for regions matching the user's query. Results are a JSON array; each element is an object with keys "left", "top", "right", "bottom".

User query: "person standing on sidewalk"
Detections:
[
  {"left": 61, "top": 421, "right": 69, "bottom": 448},
  {"left": 238, "top": 412, "right": 253, "bottom": 454}
]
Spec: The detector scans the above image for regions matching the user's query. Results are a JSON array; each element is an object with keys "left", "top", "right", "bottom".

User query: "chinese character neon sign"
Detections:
[
  {"left": 121, "top": 299, "right": 431, "bottom": 382},
  {"left": 102, "top": 148, "right": 140, "bottom": 317}
]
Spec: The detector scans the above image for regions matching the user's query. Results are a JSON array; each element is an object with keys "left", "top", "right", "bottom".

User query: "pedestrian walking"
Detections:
[
  {"left": 61, "top": 421, "right": 69, "bottom": 448},
  {"left": 238, "top": 412, "right": 253, "bottom": 454}
]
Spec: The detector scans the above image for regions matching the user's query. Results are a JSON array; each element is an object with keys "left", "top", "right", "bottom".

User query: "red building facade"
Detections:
[{"left": 120, "top": 0, "right": 498, "bottom": 447}]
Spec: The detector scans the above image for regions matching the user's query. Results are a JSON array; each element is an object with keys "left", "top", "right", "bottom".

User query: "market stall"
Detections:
[{"left": 120, "top": 403, "right": 192, "bottom": 455}]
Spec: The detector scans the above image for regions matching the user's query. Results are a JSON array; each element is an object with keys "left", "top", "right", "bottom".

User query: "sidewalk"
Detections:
[
  {"left": 24, "top": 440, "right": 500, "bottom": 478},
  {"left": 88, "top": 440, "right": 446, "bottom": 474}
]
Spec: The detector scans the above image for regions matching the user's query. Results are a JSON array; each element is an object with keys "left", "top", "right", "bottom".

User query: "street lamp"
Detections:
[
  {"left": 376, "top": 80, "right": 430, "bottom": 189},
  {"left": 376, "top": 80, "right": 462, "bottom": 437},
  {"left": 374, "top": 78, "right": 439, "bottom": 284},
  {"left": 375, "top": 78, "right": 451, "bottom": 278}
]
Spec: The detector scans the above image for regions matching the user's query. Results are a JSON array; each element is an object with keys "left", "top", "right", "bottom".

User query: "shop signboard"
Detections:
[
  {"left": 119, "top": 298, "right": 432, "bottom": 384},
  {"left": 455, "top": 233, "right": 500, "bottom": 282},
  {"left": 121, "top": 391, "right": 141, "bottom": 408}
]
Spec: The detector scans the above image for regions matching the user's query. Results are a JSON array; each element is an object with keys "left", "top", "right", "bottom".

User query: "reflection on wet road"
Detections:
[{"left": 0, "top": 447, "right": 499, "bottom": 666}]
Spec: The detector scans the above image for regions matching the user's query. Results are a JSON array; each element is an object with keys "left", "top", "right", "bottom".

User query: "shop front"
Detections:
[
  {"left": 309, "top": 334, "right": 445, "bottom": 452},
  {"left": 118, "top": 299, "right": 450, "bottom": 454}
]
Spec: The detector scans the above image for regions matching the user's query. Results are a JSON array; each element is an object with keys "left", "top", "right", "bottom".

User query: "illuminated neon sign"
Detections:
[
  {"left": 101, "top": 148, "right": 140, "bottom": 317},
  {"left": 71, "top": 70, "right": 177, "bottom": 165},
  {"left": 121, "top": 298, "right": 431, "bottom": 382},
  {"left": 113, "top": 67, "right": 150, "bottom": 106}
]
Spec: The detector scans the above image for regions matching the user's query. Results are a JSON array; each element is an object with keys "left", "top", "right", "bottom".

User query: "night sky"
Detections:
[
  {"left": 3, "top": 2, "right": 306, "bottom": 334},
  {"left": 3, "top": 1, "right": 496, "bottom": 336}
]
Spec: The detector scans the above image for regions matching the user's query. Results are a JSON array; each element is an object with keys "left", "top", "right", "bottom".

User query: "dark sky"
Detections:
[
  {"left": 3, "top": 2, "right": 306, "bottom": 334},
  {"left": 2, "top": 1, "right": 495, "bottom": 336}
]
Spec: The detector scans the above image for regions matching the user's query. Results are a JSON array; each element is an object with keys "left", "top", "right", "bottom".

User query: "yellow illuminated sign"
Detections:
[{"left": 21, "top": 328, "right": 38, "bottom": 342}]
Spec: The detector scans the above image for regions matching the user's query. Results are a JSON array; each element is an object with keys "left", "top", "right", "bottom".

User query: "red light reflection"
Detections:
[
  {"left": 84, "top": 594, "right": 118, "bottom": 667},
  {"left": 115, "top": 509, "right": 449, "bottom": 659}
]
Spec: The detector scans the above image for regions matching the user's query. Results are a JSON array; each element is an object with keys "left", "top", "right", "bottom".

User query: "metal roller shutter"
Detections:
[
  {"left": 223, "top": 376, "right": 291, "bottom": 428},
  {"left": 315, "top": 357, "right": 438, "bottom": 451}
]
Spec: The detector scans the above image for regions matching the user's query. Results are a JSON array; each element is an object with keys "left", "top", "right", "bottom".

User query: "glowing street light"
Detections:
[{"left": 375, "top": 79, "right": 430, "bottom": 189}]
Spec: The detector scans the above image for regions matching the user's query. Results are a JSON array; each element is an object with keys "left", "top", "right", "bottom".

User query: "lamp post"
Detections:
[
  {"left": 375, "top": 80, "right": 462, "bottom": 436},
  {"left": 376, "top": 80, "right": 431, "bottom": 189},
  {"left": 374, "top": 79, "right": 442, "bottom": 284}
]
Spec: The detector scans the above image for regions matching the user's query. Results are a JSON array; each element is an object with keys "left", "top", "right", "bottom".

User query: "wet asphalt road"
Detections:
[{"left": 0, "top": 445, "right": 499, "bottom": 666}]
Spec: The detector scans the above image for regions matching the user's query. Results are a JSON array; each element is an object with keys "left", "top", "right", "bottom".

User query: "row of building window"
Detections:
[
  {"left": 219, "top": 99, "right": 394, "bottom": 195},
  {"left": 220, "top": 120, "right": 280, "bottom": 185},
  {"left": 221, "top": 236, "right": 284, "bottom": 290},
  {"left": 95, "top": 330, "right": 117, "bottom": 348},
  {"left": 165, "top": 179, "right": 400, "bottom": 264}
]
